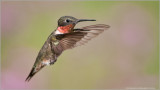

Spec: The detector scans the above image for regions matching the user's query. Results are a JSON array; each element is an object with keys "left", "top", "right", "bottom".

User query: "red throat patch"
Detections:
[{"left": 57, "top": 24, "right": 74, "bottom": 34}]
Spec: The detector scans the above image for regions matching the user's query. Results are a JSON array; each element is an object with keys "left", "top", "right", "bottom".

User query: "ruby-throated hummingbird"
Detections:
[{"left": 25, "top": 16, "right": 110, "bottom": 82}]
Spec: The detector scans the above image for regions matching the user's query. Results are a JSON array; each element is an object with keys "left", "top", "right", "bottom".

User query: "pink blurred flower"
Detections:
[{"left": 1, "top": 71, "right": 29, "bottom": 89}]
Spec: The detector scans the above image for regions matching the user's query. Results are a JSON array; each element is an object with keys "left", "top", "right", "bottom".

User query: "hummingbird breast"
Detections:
[{"left": 57, "top": 24, "right": 74, "bottom": 34}]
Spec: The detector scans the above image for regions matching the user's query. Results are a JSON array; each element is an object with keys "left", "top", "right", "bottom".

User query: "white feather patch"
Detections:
[
  {"left": 42, "top": 60, "right": 50, "bottom": 66},
  {"left": 55, "top": 30, "right": 63, "bottom": 34}
]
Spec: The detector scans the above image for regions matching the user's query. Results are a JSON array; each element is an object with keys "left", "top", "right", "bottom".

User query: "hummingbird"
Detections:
[{"left": 25, "top": 16, "right": 110, "bottom": 82}]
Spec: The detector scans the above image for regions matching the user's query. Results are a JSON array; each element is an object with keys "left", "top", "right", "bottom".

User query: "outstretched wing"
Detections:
[{"left": 56, "top": 24, "right": 110, "bottom": 50}]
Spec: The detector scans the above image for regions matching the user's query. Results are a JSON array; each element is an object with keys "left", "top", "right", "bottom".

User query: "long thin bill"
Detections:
[{"left": 77, "top": 19, "right": 96, "bottom": 23}]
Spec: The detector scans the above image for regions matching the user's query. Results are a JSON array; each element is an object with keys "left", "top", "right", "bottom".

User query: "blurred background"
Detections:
[{"left": 1, "top": 1, "right": 159, "bottom": 89}]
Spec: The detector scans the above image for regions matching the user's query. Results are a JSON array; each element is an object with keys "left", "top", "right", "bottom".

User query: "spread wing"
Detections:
[{"left": 56, "top": 24, "right": 110, "bottom": 51}]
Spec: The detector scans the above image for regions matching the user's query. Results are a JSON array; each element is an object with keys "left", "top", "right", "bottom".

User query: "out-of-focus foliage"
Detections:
[{"left": 1, "top": 1, "right": 159, "bottom": 89}]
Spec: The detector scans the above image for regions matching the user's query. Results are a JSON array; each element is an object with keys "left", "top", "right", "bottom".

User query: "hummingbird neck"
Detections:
[{"left": 56, "top": 24, "right": 74, "bottom": 34}]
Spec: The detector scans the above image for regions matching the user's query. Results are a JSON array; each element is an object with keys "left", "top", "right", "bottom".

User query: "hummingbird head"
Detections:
[{"left": 55, "top": 16, "right": 96, "bottom": 34}]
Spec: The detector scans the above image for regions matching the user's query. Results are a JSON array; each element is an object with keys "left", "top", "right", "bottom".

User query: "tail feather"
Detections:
[{"left": 25, "top": 65, "right": 44, "bottom": 82}]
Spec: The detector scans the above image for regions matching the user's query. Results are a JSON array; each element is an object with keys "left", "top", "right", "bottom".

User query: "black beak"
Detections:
[{"left": 76, "top": 19, "right": 96, "bottom": 23}]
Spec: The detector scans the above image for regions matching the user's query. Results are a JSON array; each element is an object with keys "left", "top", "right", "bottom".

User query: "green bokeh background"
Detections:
[{"left": 1, "top": 1, "right": 159, "bottom": 89}]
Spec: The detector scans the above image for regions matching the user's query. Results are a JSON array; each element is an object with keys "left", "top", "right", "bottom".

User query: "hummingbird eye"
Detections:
[{"left": 65, "top": 19, "right": 71, "bottom": 23}]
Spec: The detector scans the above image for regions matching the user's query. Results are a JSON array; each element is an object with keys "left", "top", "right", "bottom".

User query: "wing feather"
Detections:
[{"left": 56, "top": 24, "right": 110, "bottom": 50}]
